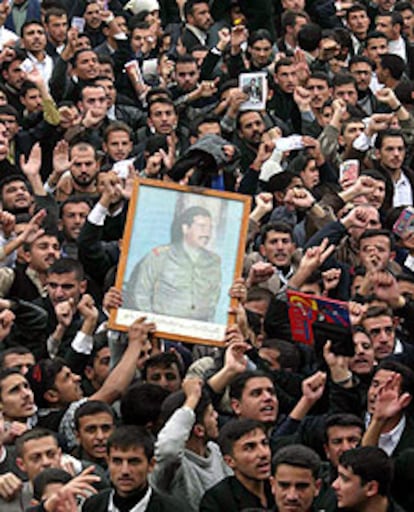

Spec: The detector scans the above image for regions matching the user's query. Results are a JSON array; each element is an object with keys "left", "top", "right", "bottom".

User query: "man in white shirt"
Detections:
[{"left": 21, "top": 21, "right": 53, "bottom": 85}]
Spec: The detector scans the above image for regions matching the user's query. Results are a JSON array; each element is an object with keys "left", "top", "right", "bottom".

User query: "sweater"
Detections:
[{"left": 150, "top": 407, "right": 232, "bottom": 512}]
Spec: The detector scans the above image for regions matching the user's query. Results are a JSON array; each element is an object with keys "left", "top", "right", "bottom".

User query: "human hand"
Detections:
[
  {"left": 0, "top": 309, "right": 15, "bottom": 342},
  {"left": 371, "top": 271, "right": 405, "bottom": 309},
  {"left": 230, "top": 24, "right": 248, "bottom": 53},
  {"left": 103, "top": 286, "right": 123, "bottom": 312},
  {"left": 182, "top": 376, "right": 203, "bottom": 408},
  {"left": 293, "top": 49, "right": 310, "bottom": 83},
  {"left": 348, "top": 301, "right": 367, "bottom": 326},
  {"left": 375, "top": 87, "right": 400, "bottom": 109},
  {"left": 341, "top": 206, "right": 371, "bottom": 230},
  {"left": 293, "top": 86, "right": 312, "bottom": 111},
  {"left": 100, "top": 171, "right": 123, "bottom": 207},
  {"left": 77, "top": 294, "right": 98, "bottom": 323},
  {"left": 322, "top": 267, "right": 341, "bottom": 292},
  {"left": 20, "top": 142, "right": 42, "bottom": 179},
  {"left": 0, "top": 472, "right": 22, "bottom": 501},
  {"left": 302, "top": 371, "right": 326, "bottom": 403},
  {"left": 285, "top": 186, "right": 315, "bottom": 210},
  {"left": 18, "top": 209, "right": 47, "bottom": 245},
  {"left": 223, "top": 338, "right": 249, "bottom": 374},
  {"left": 228, "top": 277, "right": 247, "bottom": 303},
  {"left": 0, "top": 211, "right": 15, "bottom": 238},
  {"left": 299, "top": 238, "right": 335, "bottom": 274},
  {"left": 323, "top": 340, "right": 350, "bottom": 383},
  {"left": 246, "top": 261, "right": 274, "bottom": 287},
  {"left": 53, "top": 140, "right": 74, "bottom": 177},
  {"left": 55, "top": 299, "right": 76, "bottom": 328},
  {"left": 251, "top": 139, "right": 275, "bottom": 171},
  {"left": 365, "top": 113, "right": 393, "bottom": 136},
  {"left": 217, "top": 27, "right": 231, "bottom": 51},
  {"left": 128, "top": 317, "right": 156, "bottom": 346},
  {"left": 373, "top": 372, "right": 411, "bottom": 421}
]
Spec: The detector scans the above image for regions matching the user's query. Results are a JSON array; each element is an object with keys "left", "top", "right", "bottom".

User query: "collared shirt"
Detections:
[
  {"left": 108, "top": 487, "right": 152, "bottom": 512},
  {"left": 389, "top": 37, "right": 407, "bottom": 62},
  {"left": 27, "top": 52, "right": 54, "bottom": 84},
  {"left": 379, "top": 415, "right": 406, "bottom": 456},
  {"left": 393, "top": 172, "right": 413, "bottom": 207},
  {"left": 185, "top": 24, "right": 208, "bottom": 46}
]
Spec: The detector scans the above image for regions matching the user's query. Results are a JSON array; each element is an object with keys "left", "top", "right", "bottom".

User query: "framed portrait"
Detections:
[
  {"left": 239, "top": 72, "right": 267, "bottom": 111},
  {"left": 109, "top": 179, "right": 251, "bottom": 346}
]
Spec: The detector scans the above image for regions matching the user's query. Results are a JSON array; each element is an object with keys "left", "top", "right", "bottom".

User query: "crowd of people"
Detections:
[{"left": 0, "top": 0, "right": 412, "bottom": 510}]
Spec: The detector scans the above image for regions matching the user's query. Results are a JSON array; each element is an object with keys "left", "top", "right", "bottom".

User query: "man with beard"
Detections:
[
  {"left": 235, "top": 110, "right": 266, "bottom": 173},
  {"left": 54, "top": 141, "right": 99, "bottom": 202},
  {"left": 200, "top": 419, "right": 273, "bottom": 511}
]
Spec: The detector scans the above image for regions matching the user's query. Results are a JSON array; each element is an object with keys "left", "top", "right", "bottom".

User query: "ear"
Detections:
[
  {"left": 16, "top": 457, "right": 26, "bottom": 473},
  {"left": 223, "top": 454, "right": 236, "bottom": 469},
  {"left": 323, "top": 443, "right": 330, "bottom": 461},
  {"left": 102, "top": 142, "right": 108, "bottom": 154},
  {"left": 374, "top": 148, "right": 380, "bottom": 160},
  {"left": 364, "top": 480, "right": 378, "bottom": 498},
  {"left": 77, "top": 100, "right": 84, "bottom": 114},
  {"left": 314, "top": 478, "right": 322, "bottom": 497},
  {"left": 230, "top": 398, "right": 241, "bottom": 417},
  {"left": 147, "top": 456, "right": 156, "bottom": 474},
  {"left": 79, "top": 280, "right": 87, "bottom": 295},
  {"left": 84, "top": 365, "right": 93, "bottom": 380},
  {"left": 193, "top": 423, "right": 205, "bottom": 439},
  {"left": 338, "top": 134, "right": 344, "bottom": 147},
  {"left": 258, "top": 244, "right": 266, "bottom": 258},
  {"left": 44, "top": 389, "right": 59, "bottom": 404},
  {"left": 400, "top": 392, "right": 412, "bottom": 409},
  {"left": 389, "top": 251, "right": 396, "bottom": 261},
  {"left": 21, "top": 249, "right": 32, "bottom": 265}
]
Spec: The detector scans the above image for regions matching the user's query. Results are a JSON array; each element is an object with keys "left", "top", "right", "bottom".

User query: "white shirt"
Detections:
[
  {"left": 378, "top": 415, "right": 406, "bottom": 456},
  {"left": 389, "top": 37, "right": 407, "bottom": 62},
  {"left": 27, "top": 52, "right": 54, "bottom": 85},
  {"left": 393, "top": 172, "right": 413, "bottom": 207}
]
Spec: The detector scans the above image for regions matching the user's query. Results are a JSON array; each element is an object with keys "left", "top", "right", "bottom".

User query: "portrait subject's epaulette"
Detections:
[{"left": 151, "top": 245, "right": 170, "bottom": 256}]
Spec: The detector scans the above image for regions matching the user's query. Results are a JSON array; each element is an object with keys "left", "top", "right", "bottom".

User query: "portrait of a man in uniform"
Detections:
[{"left": 124, "top": 205, "right": 221, "bottom": 321}]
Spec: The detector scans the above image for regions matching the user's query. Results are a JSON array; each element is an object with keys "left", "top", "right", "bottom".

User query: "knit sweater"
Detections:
[{"left": 150, "top": 406, "right": 232, "bottom": 512}]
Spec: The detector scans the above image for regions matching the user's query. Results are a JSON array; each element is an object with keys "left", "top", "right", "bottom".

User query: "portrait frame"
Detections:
[
  {"left": 239, "top": 71, "right": 268, "bottom": 111},
  {"left": 109, "top": 178, "right": 251, "bottom": 346}
]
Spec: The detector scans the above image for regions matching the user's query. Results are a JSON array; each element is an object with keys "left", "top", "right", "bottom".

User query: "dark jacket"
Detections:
[
  {"left": 82, "top": 487, "right": 183, "bottom": 512},
  {"left": 200, "top": 476, "right": 274, "bottom": 512}
]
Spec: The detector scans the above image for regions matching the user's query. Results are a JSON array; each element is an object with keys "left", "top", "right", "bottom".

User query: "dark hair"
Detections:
[
  {"left": 74, "top": 400, "right": 115, "bottom": 430},
  {"left": 26, "top": 358, "right": 66, "bottom": 408},
  {"left": 170, "top": 205, "right": 211, "bottom": 243},
  {"left": 365, "top": 30, "right": 388, "bottom": 45},
  {"left": 121, "top": 382, "right": 169, "bottom": 430},
  {"left": 0, "top": 347, "right": 33, "bottom": 369},
  {"left": 19, "top": 81, "right": 39, "bottom": 98},
  {"left": 146, "top": 87, "right": 173, "bottom": 104},
  {"left": 142, "top": 352, "right": 183, "bottom": 381},
  {"left": 281, "top": 10, "right": 309, "bottom": 36},
  {"left": 394, "top": 1, "right": 414, "bottom": 14},
  {"left": 229, "top": 370, "right": 273, "bottom": 401},
  {"left": 160, "top": 387, "right": 211, "bottom": 427},
  {"left": 248, "top": 28, "right": 273, "bottom": 46},
  {"left": 107, "top": 425, "right": 154, "bottom": 460},
  {"left": 297, "top": 23, "right": 322, "bottom": 52},
  {"left": 16, "top": 428, "right": 58, "bottom": 457},
  {"left": 218, "top": 418, "right": 266, "bottom": 456},
  {"left": 33, "top": 468, "right": 71, "bottom": 501},
  {"left": 377, "top": 10, "right": 404, "bottom": 28},
  {"left": 73, "top": 49, "right": 97, "bottom": 69},
  {"left": 333, "top": 72, "right": 357, "bottom": 89},
  {"left": 260, "top": 222, "right": 293, "bottom": 245},
  {"left": 360, "top": 169, "right": 386, "bottom": 183},
  {"left": 307, "top": 71, "right": 331, "bottom": 87},
  {"left": 0, "top": 368, "right": 25, "bottom": 396},
  {"left": 379, "top": 54, "right": 406, "bottom": 80},
  {"left": 191, "top": 114, "right": 221, "bottom": 137},
  {"left": 273, "top": 444, "right": 321, "bottom": 479},
  {"left": 175, "top": 54, "right": 198, "bottom": 67},
  {"left": 59, "top": 196, "right": 92, "bottom": 219},
  {"left": 274, "top": 57, "right": 294, "bottom": 74},
  {"left": 148, "top": 97, "right": 176, "bottom": 117},
  {"left": 47, "top": 258, "right": 85, "bottom": 281},
  {"left": 0, "top": 104, "right": 18, "bottom": 119},
  {"left": 184, "top": 0, "right": 209, "bottom": 19},
  {"left": 346, "top": 3, "right": 367, "bottom": 18},
  {"left": 44, "top": 7, "right": 67, "bottom": 24},
  {"left": 324, "top": 414, "right": 364, "bottom": 444},
  {"left": 349, "top": 55, "right": 374, "bottom": 69},
  {"left": 363, "top": 304, "right": 394, "bottom": 321},
  {"left": 359, "top": 228, "right": 395, "bottom": 251},
  {"left": 339, "top": 446, "right": 392, "bottom": 495},
  {"left": 21, "top": 20, "right": 44, "bottom": 37},
  {"left": 261, "top": 339, "right": 300, "bottom": 371},
  {"left": 266, "top": 170, "right": 298, "bottom": 194}
]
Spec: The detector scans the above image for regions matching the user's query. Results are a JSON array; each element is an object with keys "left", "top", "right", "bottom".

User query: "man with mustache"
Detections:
[{"left": 244, "top": 221, "right": 298, "bottom": 295}]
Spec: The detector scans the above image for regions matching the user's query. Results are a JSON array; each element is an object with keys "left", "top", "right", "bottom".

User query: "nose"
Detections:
[
  {"left": 332, "top": 477, "right": 339, "bottom": 491},
  {"left": 95, "top": 427, "right": 104, "bottom": 440},
  {"left": 286, "top": 486, "right": 299, "bottom": 501}
]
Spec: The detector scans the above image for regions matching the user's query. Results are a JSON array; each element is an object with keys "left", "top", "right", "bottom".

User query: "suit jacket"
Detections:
[
  {"left": 200, "top": 476, "right": 274, "bottom": 512},
  {"left": 82, "top": 487, "right": 183, "bottom": 512}
]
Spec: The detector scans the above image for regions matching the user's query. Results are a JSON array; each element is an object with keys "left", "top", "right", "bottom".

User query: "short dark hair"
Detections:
[
  {"left": 33, "top": 468, "right": 71, "bottom": 501},
  {"left": 229, "top": 370, "right": 273, "bottom": 401},
  {"left": 0, "top": 368, "right": 25, "bottom": 396},
  {"left": 160, "top": 387, "right": 211, "bottom": 427},
  {"left": 44, "top": 7, "right": 67, "bottom": 24},
  {"left": 59, "top": 196, "right": 92, "bottom": 219},
  {"left": 218, "top": 419, "right": 266, "bottom": 456},
  {"left": 142, "top": 352, "right": 183, "bottom": 381},
  {"left": 260, "top": 222, "right": 293, "bottom": 245},
  {"left": 324, "top": 414, "right": 364, "bottom": 444},
  {"left": 47, "top": 258, "right": 85, "bottom": 281},
  {"left": 170, "top": 205, "right": 211, "bottom": 243},
  {"left": 148, "top": 97, "right": 176, "bottom": 117},
  {"left": 16, "top": 428, "right": 58, "bottom": 457},
  {"left": 374, "top": 360, "right": 414, "bottom": 399},
  {"left": 21, "top": 20, "right": 44, "bottom": 37},
  {"left": 184, "top": 0, "right": 209, "bottom": 19},
  {"left": 26, "top": 358, "right": 66, "bottom": 408},
  {"left": 74, "top": 400, "right": 115, "bottom": 431},
  {"left": 359, "top": 229, "right": 395, "bottom": 251},
  {"left": 273, "top": 444, "right": 321, "bottom": 479},
  {"left": 298, "top": 23, "right": 322, "bottom": 52},
  {"left": 107, "top": 425, "right": 154, "bottom": 460},
  {"left": 374, "top": 128, "right": 406, "bottom": 152},
  {"left": 0, "top": 347, "right": 33, "bottom": 369},
  {"left": 103, "top": 121, "right": 132, "bottom": 143},
  {"left": 333, "top": 72, "right": 357, "bottom": 89},
  {"left": 379, "top": 54, "right": 406, "bottom": 80},
  {"left": 346, "top": 3, "right": 367, "bottom": 18},
  {"left": 121, "top": 382, "right": 169, "bottom": 430},
  {"left": 349, "top": 55, "right": 374, "bottom": 69},
  {"left": 248, "top": 28, "right": 273, "bottom": 46},
  {"left": 339, "top": 446, "right": 392, "bottom": 495}
]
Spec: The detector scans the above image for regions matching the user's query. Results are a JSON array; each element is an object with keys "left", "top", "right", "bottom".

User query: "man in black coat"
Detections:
[
  {"left": 200, "top": 419, "right": 274, "bottom": 512},
  {"left": 83, "top": 425, "right": 183, "bottom": 512}
]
